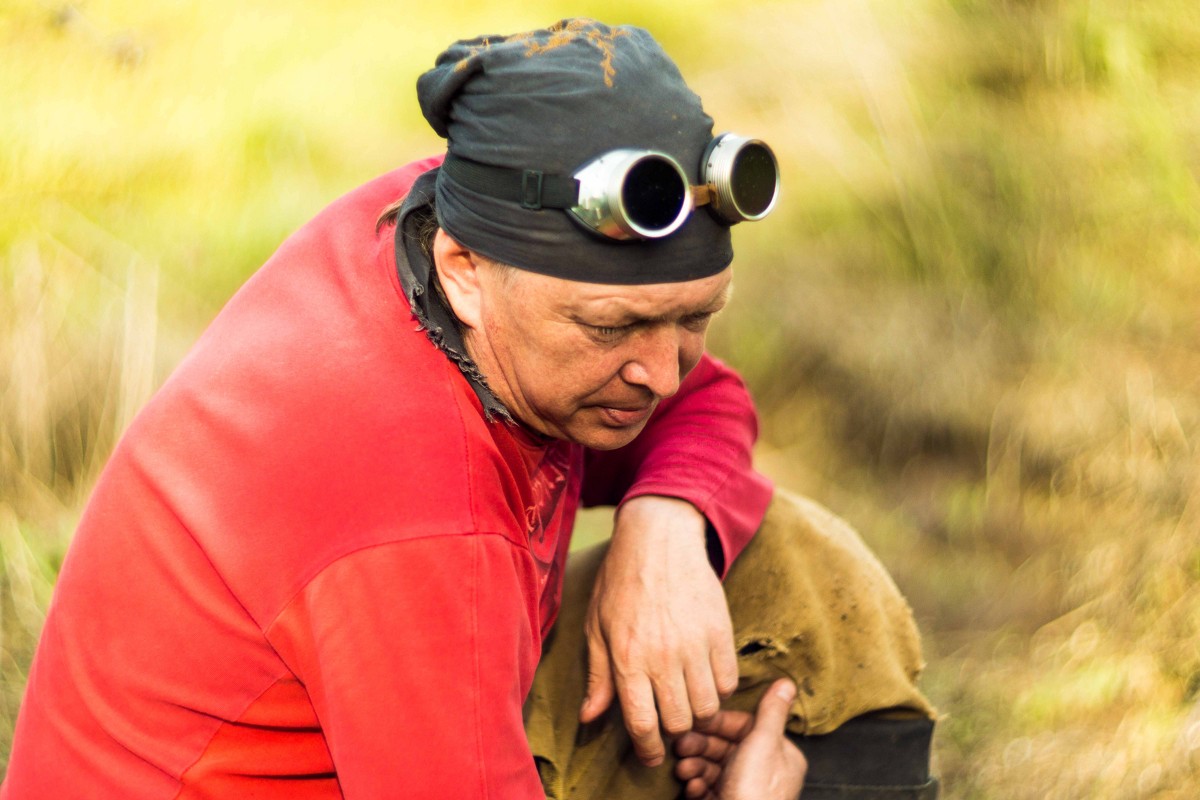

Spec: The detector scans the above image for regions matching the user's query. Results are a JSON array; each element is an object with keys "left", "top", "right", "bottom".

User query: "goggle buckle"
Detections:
[{"left": 520, "top": 170, "right": 545, "bottom": 210}]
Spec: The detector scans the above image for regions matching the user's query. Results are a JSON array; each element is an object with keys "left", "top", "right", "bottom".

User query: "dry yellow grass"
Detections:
[{"left": 4, "top": 0, "right": 1200, "bottom": 795}]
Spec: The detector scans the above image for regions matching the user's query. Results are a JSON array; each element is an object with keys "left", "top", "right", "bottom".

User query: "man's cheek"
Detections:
[{"left": 678, "top": 344, "right": 705, "bottom": 382}]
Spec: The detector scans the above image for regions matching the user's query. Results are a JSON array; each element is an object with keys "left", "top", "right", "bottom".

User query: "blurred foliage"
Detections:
[{"left": 4, "top": 0, "right": 1200, "bottom": 795}]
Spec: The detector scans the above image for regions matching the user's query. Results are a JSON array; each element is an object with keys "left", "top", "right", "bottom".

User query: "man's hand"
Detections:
[
  {"left": 673, "top": 679, "right": 808, "bottom": 800},
  {"left": 579, "top": 495, "right": 739, "bottom": 766}
]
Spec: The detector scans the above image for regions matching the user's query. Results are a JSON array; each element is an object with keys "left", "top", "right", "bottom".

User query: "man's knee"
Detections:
[
  {"left": 726, "top": 489, "right": 940, "bottom": 797},
  {"left": 723, "top": 488, "right": 934, "bottom": 733}
]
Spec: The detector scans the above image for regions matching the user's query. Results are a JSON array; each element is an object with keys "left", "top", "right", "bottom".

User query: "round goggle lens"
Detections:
[
  {"left": 730, "top": 144, "right": 778, "bottom": 218},
  {"left": 621, "top": 157, "right": 688, "bottom": 233}
]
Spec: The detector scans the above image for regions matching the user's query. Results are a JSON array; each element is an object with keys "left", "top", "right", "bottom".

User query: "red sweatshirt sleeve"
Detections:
[
  {"left": 581, "top": 353, "right": 773, "bottom": 577},
  {"left": 265, "top": 534, "right": 545, "bottom": 800}
]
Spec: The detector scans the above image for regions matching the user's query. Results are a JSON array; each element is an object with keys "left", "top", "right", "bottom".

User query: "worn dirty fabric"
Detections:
[
  {"left": 417, "top": 18, "right": 734, "bottom": 284},
  {"left": 2, "top": 163, "right": 771, "bottom": 799},
  {"left": 525, "top": 488, "right": 935, "bottom": 800}
]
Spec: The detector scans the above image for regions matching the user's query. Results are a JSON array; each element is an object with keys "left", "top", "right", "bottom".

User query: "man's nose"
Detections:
[{"left": 620, "top": 325, "right": 684, "bottom": 399}]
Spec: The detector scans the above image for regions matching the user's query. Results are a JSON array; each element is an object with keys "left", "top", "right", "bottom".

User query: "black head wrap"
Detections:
[{"left": 414, "top": 18, "right": 733, "bottom": 284}]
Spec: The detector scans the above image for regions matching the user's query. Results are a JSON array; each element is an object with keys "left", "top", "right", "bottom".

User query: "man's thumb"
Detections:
[{"left": 751, "top": 678, "right": 797, "bottom": 736}]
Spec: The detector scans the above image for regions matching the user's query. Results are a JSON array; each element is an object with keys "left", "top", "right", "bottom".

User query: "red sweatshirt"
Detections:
[{"left": 2, "top": 160, "right": 772, "bottom": 799}]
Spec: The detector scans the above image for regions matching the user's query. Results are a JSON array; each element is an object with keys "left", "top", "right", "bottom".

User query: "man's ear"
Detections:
[{"left": 432, "top": 228, "right": 483, "bottom": 331}]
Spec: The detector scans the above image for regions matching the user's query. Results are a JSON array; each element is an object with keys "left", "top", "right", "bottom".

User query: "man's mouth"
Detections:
[{"left": 595, "top": 403, "right": 656, "bottom": 428}]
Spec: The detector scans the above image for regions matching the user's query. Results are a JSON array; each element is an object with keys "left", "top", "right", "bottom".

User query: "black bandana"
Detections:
[{"left": 415, "top": 18, "right": 733, "bottom": 284}]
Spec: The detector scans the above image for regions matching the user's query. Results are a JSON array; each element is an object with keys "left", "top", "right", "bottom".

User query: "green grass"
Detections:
[{"left": 4, "top": 0, "right": 1200, "bottom": 795}]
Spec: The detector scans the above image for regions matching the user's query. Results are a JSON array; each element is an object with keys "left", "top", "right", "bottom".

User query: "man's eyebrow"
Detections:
[
  {"left": 679, "top": 286, "right": 733, "bottom": 319},
  {"left": 706, "top": 285, "right": 733, "bottom": 312}
]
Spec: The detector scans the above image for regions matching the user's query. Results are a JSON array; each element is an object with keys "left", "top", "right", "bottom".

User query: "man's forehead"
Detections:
[{"left": 553, "top": 269, "right": 733, "bottom": 320}]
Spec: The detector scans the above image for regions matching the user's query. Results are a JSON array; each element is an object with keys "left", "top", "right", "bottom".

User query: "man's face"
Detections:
[{"left": 466, "top": 260, "right": 733, "bottom": 450}]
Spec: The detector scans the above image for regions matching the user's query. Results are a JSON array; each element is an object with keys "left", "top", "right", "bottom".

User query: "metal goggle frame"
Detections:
[{"left": 440, "top": 133, "right": 779, "bottom": 241}]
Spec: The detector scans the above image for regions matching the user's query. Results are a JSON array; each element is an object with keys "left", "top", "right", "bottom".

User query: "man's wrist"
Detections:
[
  {"left": 614, "top": 495, "right": 707, "bottom": 542},
  {"left": 613, "top": 495, "right": 727, "bottom": 573}
]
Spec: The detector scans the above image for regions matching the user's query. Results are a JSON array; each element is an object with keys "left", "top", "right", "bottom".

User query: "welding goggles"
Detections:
[{"left": 440, "top": 133, "right": 779, "bottom": 241}]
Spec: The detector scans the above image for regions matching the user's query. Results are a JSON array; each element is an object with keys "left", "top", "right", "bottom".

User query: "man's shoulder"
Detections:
[{"left": 96, "top": 376, "right": 528, "bottom": 625}]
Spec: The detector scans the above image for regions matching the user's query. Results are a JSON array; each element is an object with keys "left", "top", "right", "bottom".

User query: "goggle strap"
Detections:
[{"left": 442, "top": 154, "right": 580, "bottom": 211}]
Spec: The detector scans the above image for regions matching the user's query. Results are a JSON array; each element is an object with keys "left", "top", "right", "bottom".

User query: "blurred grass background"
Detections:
[{"left": 3, "top": 0, "right": 1199, "bottom": 795}]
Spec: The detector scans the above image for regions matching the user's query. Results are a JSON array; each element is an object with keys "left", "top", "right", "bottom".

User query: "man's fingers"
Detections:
[
  {"left": 684, "top": 657, "right": 722, "bottom": 722},
  {"left": 749, "top": 678, "right": 797, "bottom": 738},
  {"left": 673, "top": 729, "right": 737, "bottom": 763},
  {"left": 674, "top": 755, "right": 722, "bottom": 783},
  {"left": 685, "top": 776, "right": 719, "bottom": 800},
  {"left": 617, "top": 672, "right": 666, "bottom": 765},
  {"left": 710, "top": 640, "right": 740, "bottom": 699},
  {"left": 579, "top": 633, "right": 614, "bottom": 724},
  {"left": 672, "top": 731, "right": 707, "bottom": 759},
  {"left": 676, "top": 757, "right": 722, "bottom": 797},
  {"left": 652, "top": 665, "right": 694, "bottom": 737},
  {"left": 690, "top": 708, "right": 754, "bottom": 741}
]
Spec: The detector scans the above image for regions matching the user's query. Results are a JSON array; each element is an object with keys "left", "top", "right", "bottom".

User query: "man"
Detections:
[{"left": 3, "top": 20, "right": 932, "bottom": 799}]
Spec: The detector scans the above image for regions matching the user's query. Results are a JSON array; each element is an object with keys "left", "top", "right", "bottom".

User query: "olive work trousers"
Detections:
[{"left": 524, "top": 489, "right": 939, "bottom": 800}]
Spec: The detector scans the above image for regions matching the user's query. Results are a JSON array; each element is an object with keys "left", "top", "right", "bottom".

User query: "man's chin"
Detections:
[{"left": 566, "top": 419, "right": 650, "bottom": 451}]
